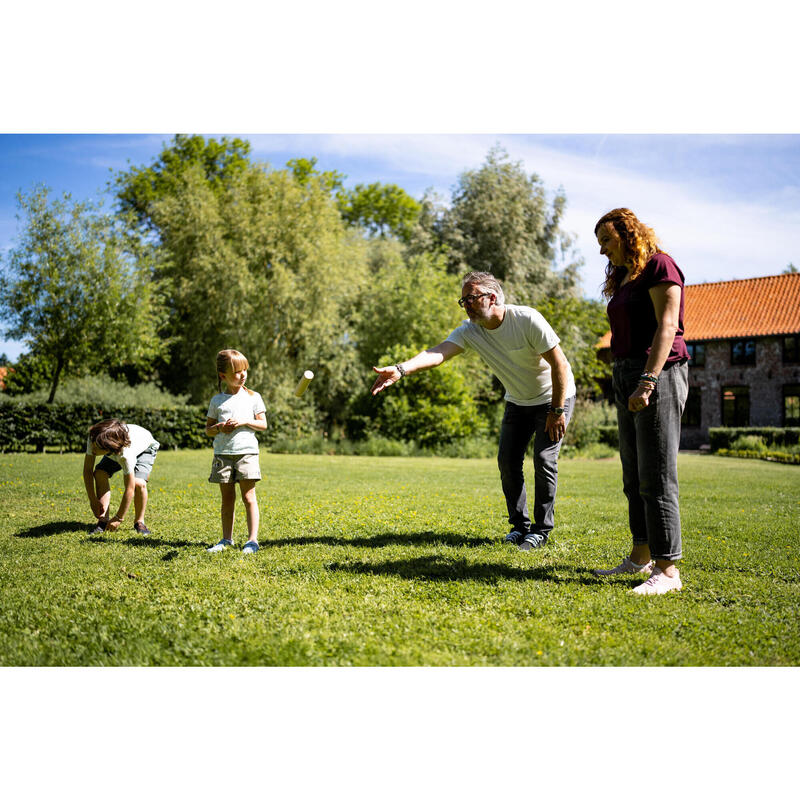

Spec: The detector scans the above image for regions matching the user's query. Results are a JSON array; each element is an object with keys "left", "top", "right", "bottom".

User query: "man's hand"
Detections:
[
  {"left": 91, "top": 499, "right": 105, "bottom": 518},
  {"left": 371, "top": 366, "right": 402, "bottom": 395},
  {"left": 545, "top": 411, "right": 567, "bottom": 443},
  {"left": 106, "top": 517, "right": 122, "bottom": 532}
]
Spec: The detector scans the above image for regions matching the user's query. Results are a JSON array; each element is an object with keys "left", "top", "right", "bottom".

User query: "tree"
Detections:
[
  {"left": 352, "top": 245, "right": 492, "bottom": 444},
  {"left": 784, "top": 262, "right": 798, "bottom": 274},
  {"left": 116, "top": 142, "right": 370, "bottom": 429},
  {"left": 114, "top": 134, "right": 252, "bottom": 234},
  {"left": 337, "top": 182, "right": 422, "bottom": 243},
  {"left": 0, "top": 187, "right": 165, "bottom": 402},
  {"left": 414, "top": 145, "right": 582, "bottom": 303}
]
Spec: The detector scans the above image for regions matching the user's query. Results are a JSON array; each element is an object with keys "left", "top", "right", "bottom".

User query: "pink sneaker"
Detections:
[
  {"left": 593, "top": 557, "right": 653, "bottom": 577},
  {"left": 632, "top": 567, "right": 682, "bottom": 595}
]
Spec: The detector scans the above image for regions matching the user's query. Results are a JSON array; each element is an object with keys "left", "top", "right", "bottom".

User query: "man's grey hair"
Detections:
[{"left": 461, "top": 271, "right": 505, "bottom": 305}]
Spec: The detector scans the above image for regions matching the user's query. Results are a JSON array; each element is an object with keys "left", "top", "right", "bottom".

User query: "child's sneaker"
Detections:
[
  {"left": 632, "top": 567, "right": 682, "bottom": 595},
  {"left": 242, "top": 541, "right": 260, "bottom": 555},
  {"left": 207, "top": 538, "right": 234, "bottom": 553},
  {"left": 133, "top": 522, "right": 151, "bottom": 536}
]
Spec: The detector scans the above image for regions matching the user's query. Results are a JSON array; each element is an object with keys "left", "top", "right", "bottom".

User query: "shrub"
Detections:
[
  {"left": 729, "top": 435, "right": 767, "bottom": 452},
  {"left": 0, "top": 375, "right": 191, "bottom": 407},
  {"left": 563, "top": 399, "right": 616, "bottom": 450},
  {"left": 709, "top": 427, "right": 800, "bottom": 451}
]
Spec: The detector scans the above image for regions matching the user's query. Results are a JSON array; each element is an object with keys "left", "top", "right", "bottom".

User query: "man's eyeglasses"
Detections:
[{"left": 458, "top": 292, "right": 491, "bottom": 307}]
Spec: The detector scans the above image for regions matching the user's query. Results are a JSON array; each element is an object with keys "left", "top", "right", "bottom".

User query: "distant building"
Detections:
[{"left": 597, "top": 273, "right": 800, "bottom": 448}]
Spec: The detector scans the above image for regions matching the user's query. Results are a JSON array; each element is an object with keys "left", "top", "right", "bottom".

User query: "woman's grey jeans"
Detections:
[
  {"left": 613, "top": 358, "right": 688, "bottom": 561},
  {"left": 497, "top": 395, "right": 576, "bottom": 539}
]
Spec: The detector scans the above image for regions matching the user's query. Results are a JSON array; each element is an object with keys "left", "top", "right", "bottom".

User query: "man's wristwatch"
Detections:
[{"left": 549, "top": 406, "right": 565, "bottom": 416}]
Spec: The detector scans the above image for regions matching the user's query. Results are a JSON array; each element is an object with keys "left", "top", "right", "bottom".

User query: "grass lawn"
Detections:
[{"left": 1, "top": 450, "right": 798, "bottom": 666}]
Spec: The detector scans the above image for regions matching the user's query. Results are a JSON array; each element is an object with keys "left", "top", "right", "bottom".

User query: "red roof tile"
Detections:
[{"left": 597, "top": 273, "right": 800, "bottom": 347}]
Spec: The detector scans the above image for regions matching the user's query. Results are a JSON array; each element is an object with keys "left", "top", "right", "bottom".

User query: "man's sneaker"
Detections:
[
  {"left": 504, "top": 530, "right": 527, "bottom": 545},
  {"left": 241, "top": 541, "right": 260, "bottom": 555},
  {"left": 519, "top": 532, "right": 546, "bottom": 551},
  {"left": 89, "top": 520, "right": 108, "bottom": 536},
  {"left": 593, "top": 557, "right": 653, "bottom": 577},
  {"left": 207, "top": 538, "right": 234, "bottom": 553},
  {"left": 133, "top": 522, "right": 151, "bottom": 536},
  {"left": 632, "top": 567, "right": 682, "bottom": 595}
]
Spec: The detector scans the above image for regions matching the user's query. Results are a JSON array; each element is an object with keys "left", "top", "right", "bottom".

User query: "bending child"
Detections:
[
  {"left": 83, "top": 419, "right": 160, "bottom": 536},
  {"left": 206, "top": 349, "right": 267, "bottom": 555}
]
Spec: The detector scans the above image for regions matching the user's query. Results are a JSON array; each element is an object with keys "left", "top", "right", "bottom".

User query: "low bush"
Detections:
[
  {"left": 729, "top": 435, "right": 767, "bottom": 452},
  {"left": 709, "top": 427, "right": 800, "bottom": 451},
  {"left": 716, "top": 448, "right": 800, "bottom": 465}
]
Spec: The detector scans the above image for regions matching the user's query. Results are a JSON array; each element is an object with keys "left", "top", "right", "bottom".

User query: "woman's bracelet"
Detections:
[{"left": 638, "top": 372, "right": 658, "bottom": 385}]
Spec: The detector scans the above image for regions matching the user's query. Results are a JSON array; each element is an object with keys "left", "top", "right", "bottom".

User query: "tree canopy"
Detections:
[{"left": 0, "top": 187, "right": 164, "bottom": 402}]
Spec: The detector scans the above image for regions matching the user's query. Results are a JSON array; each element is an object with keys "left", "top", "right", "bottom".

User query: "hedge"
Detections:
[
  {"left": 0, "top": 402, "right": 318, "bottom": 453},
  {"left": 716, "top": 448, "right": 800, "bottom": 465},
  {"left": 708, "top": 427, "right": 800, "bottom": 451}
]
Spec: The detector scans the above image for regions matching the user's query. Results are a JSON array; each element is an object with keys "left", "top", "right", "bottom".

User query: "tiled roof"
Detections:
[{"left": 597, "top": 273, "right": 800, "bottom": 347}]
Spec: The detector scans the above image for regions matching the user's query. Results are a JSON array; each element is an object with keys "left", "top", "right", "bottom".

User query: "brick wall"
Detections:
[{"left": 680, "top": 336, "right": 800, "bottom": 448}]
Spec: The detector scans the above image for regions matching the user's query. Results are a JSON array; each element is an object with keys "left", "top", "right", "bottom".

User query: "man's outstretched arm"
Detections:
[{"left": 371, "top": 341, "right": 464, "bottom": 395}]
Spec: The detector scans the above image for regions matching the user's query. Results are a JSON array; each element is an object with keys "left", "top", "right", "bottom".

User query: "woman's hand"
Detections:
[{"left": 628, "top": 383, "right": 654, "bottom": 412}]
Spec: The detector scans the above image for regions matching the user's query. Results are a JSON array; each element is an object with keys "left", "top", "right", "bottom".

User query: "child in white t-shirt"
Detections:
[
  {"left": 83, "top": 419, "right": 160, "bottom": 536},
  {"left": 205, "top": 349, "right": 267, "bottom": 554}
]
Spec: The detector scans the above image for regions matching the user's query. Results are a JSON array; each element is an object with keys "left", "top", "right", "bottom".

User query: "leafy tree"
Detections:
[
  {"left": 535, "top": 295, "right": 612, "bottom": 397},
  {"left": 114, "top": 134, "right": 252, "bottom": 234},
  {"left": 337, "top": 182, "right": 422, "bottom": 243},
  {"left": 784, "top": 262, "right": 798, "bottom": 274},
  {"left": 287, "top": 157, "right": 345, "bottom": 194},
  {"left": 0, "top": 187, "right": 165, "bottom": 402},
  {"left": 352, "top": 246, "right": 493, "bottom": 444},
  {"left": 414, "top": 145, "right": 582, "bottom": 303},
  {"left": 120, "top": 149, "right": 369, "bottom": 428}
]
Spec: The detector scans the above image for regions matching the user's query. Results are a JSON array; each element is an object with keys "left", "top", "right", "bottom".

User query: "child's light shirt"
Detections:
[
  {"left": 85, "top": 423, "right": 157, "bottom": 476},
  {"left": 207, "top": 389, "right": 266, "bottom": 455}
]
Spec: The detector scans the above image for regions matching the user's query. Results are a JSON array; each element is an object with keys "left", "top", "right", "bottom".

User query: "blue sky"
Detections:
[{"left": 1, "top": 133, "right": 799, "bottom": 359}]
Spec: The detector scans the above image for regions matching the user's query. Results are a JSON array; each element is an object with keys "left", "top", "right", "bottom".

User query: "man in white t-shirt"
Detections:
[{"left": 371, "top": 271, "right": 576, "bottom": 551}]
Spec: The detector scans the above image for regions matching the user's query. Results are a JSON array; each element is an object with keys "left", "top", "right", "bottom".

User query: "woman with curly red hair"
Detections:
[{"left": 593, "top": 208, "right": 689, "bottom": 595}]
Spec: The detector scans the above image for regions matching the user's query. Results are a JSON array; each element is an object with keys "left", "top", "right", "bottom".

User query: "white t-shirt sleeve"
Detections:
[
  {"left": 252, "top": 392, "right": 266, "bottom": 417},
  {"left": 207, "top": 396, "right": 220, "bottom": 419},
  {"left": 445, "top": 321, "right": 471, "bottom": 350},
  {"left": 523, "top": 308, "right": 560, "bottom": 353}
]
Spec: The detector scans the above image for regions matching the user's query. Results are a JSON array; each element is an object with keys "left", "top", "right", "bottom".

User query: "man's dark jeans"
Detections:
[
  {"left": 497, "top": 396, "right": 575, "bottom": 539},
  {"left": 613, "top": 358, "right": 688, "bottom": 561}
]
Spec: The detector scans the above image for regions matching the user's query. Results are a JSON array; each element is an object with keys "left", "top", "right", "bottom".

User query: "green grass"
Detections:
[{"left": 1, "top": 450, "right": 798, "bottom": 666}]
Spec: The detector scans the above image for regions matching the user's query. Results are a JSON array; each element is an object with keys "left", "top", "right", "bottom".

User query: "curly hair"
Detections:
[
  {"left": 88, "top": 419, "right": 131, "bottom": 454},
  {"left": 595, "top": 208, "right": 665, "bottom": 298}
]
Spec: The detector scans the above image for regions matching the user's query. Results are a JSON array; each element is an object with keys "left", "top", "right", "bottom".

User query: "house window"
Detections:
[
  {"left": 783, "top": 335, "right": 800, "bottom": 364},
  {"left": 784, "top": 385, "right": 800, "bottom": 426},
  {"left": 687, "top": 342, "right": 706, "bottom": 367},
  {"left": 682, "top": 386, "right": 702, "bottom": 427},
  {"left": 722, "top": 386, "right": 750, "bottom": 427},
  {"left": 731, "top": 339, "right": 756, "bottom": 366}
]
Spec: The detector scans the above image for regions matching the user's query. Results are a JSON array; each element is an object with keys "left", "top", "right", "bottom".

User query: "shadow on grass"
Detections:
[
  {"left": 15, "top": 521, "right": 88, "bottom": 538},
  {"left": 327, "top": 555, "right": 603, "bottom": 585},
  {"left": 86, "top": 535, "right": 199, "bottom": 550},
  {"left": 260, "top": 530, "right": 496, "bottom": 549}
]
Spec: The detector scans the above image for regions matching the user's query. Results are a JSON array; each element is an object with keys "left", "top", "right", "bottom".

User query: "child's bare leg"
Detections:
[
  {"left": 240, "top": 480, "right": 259, "bottom": 543},
  {"left": 94, "top": 469, "right": 111, "bottom": 521},
  {"left": 134, "top": 479, "right": 148, "bottom": 524},
  {"left": 220, "top": 482, "right": 236, "bottom": 541}
]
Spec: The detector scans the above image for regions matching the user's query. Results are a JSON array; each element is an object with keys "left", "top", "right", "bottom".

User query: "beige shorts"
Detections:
[{"left": 209, "top": 453, "right": 262, "bottom": 483}]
